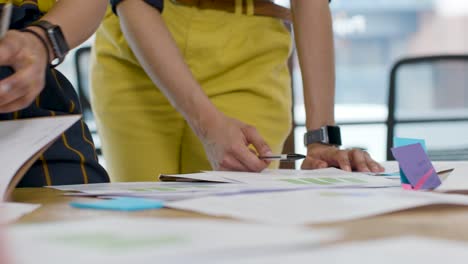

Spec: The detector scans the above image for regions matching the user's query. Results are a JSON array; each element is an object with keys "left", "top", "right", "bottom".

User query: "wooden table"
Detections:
[{"left": 12, "top": 187, "right": 468, "bottom": 244}]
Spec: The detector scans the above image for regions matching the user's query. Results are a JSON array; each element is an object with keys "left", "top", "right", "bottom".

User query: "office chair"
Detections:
[
  {"left": 386, "top": 55, "right": 468, "bottom": 160},
  {"left": 74, "top": 46, "right": 101, "bottom": 155}
]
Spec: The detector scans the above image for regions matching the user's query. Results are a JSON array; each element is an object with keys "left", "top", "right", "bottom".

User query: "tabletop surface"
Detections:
[{"left": 12, "top": 187, "right": 468, "bottom": 244}]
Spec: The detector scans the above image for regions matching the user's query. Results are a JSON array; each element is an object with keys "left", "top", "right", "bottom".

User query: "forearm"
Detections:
[
  {"left": 39, "top": 0, "right": 108, "bottom": 49},
  {"left": 117, "top": 0, "right": 219, "bottom": 136},
  {"left": 291, "top": 0, "right": 335, "bottom": 130}
]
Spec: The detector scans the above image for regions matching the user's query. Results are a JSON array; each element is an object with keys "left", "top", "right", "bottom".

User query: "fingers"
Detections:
[
  {"left": 327, "top": 150, "right": 350, "bottom": 172},
  {"left": 348, "top": 149, "right": 384, "bottom": 173},
  {"left": 0, "top": 32, "right": 21, "bottom": 64},
  {"left": 364, "top": 151, "right": 385, "bottom": 172},
  {"left": 0, "top": 65, "right": 43, "bottom": 113},
  {"left": 0, "top": 90, "right": 37, "bottom": 113},
  {"left": 349, "top": 149, "right": 370, "bottom": 172},
  {"left": 218, "top": 155, "right": 247, "bottom": 171},
  {"left": 0, "top": 31, "right": 47, "bottom": 113},
  {"left": 234, "top": 144, "right": 268, "bottom": 172},
  {"left": 301, "top": 158, "right": 328, "bottom": 170},
  {"left": 243, "top": 125, "right": 272, "bottom": 156},
  {"left": 215, "top": 145, "right": 267, "bottom": 172},
  {"left": 306, "top": 144, "right": 384, "bottom": 173}
]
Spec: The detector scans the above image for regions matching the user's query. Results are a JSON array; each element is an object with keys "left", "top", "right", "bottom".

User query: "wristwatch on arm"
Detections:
[
  {"left": 303, "top": 125, "right": 342, "bottom": 147},
  {"left": 29, "top": 20, "right": 70, "bottom": 67}
]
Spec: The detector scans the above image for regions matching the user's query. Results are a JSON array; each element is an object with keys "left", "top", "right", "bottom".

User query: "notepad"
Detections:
[
  {"left": 393, "top": 137, "right": 428, "bottom": 185},
  {"left": 391, "top": 143, "right": 441, "bottom": 190},
  {"left": 70, "top": 197, "right": 164, "bottom": 211}
]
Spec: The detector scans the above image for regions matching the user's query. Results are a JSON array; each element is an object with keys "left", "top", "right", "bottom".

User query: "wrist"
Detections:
[
  {"left": 182, "top": 92, "right": 222, "bottom": 138},
  {"left": 307, "top": 142, "right": 339, "bottom": 153},
  {"left": 20, "top": 27, "right": 54, "bottom": 63},
  {"left": 28, "top": 20, "right": 70, "bottom": 67},
  {"left": 306, "top": 119, "right": 335, "bottom": 131}
]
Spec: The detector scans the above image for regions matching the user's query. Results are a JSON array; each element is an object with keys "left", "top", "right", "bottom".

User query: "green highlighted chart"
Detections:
[
  {"left": 52, "top": 232, "right": 189, "bottom": 251},
  {"left": 128, "top": 185, "right": 213, "bottom": 192},
  {"left": 280, "top": 177, "right": 367, "bottom": 185}
]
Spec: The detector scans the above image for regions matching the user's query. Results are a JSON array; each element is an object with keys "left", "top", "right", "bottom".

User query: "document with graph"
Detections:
[{"left": 160, "top": 168, "right": 399, "bottom": 188}]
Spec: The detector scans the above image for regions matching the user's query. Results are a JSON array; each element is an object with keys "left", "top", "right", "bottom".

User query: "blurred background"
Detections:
[{"left": 57, "top": 0, "right": 468, "bottom": 168}]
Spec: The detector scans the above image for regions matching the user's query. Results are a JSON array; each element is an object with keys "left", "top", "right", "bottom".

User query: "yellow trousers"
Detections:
[{"left": 91, "top": 0, "right": 293, "bottom": 182}]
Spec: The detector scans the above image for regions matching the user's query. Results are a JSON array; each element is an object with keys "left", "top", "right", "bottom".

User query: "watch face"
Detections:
[
  {"left": 326, "top": 126, "right": 342, "bottom": 146},
  {"left": 304, "top": 126, "right": 342, "bottom": 146},
  {"left": 48, "top": 26, "right": 69, "bottom": 58}
]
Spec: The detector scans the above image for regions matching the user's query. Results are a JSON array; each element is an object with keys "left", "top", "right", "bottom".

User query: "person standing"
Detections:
[{"left": 91, "top": 0, "right": 384, "bottom": 182}]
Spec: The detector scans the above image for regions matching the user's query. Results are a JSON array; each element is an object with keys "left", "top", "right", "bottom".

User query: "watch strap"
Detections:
[{"left": 30, "top": 20, "right": 69, "bottom": 67}]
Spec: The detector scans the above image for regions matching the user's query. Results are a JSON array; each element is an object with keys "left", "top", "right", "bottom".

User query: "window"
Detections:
[{"left": 284, "top": 0, "right": 468, "bottom": 164}]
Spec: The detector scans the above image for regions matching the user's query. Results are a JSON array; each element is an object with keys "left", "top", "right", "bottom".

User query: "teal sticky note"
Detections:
[
  {"left": 70, "top": 197, "right": 164, "bottom": 211},
  {"left": 393, "top": 137, "right": 427, "bottom": 151},
  {"left": 393, "top": 137, "right": 427, "bottom": 185}
]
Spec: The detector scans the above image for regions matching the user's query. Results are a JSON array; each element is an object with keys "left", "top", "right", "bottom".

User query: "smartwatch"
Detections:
[
  {"left": 304, "top": 126, "right": 342, "bottom": 147},
  {"left": 30, "top": 20, "right": 70, "bottom": 67}
]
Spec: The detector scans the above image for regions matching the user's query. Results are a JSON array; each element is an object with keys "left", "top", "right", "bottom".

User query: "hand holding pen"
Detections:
[{"left": 0, "top": 1, "right": 50, "bottom": 113}]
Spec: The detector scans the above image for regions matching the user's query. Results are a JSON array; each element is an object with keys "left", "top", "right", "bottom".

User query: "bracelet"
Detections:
[{"left": 20, "top": 28, "right": 51, "bottom": 67}]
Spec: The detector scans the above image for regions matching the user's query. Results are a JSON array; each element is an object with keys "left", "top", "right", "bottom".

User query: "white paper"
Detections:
[
  {"left": 224, "top": 236, "right": 468, "bottom": 264},
  {"left": 167, "top": 188, "right": 468, "bottom": 225},
  {"left": 369, "top": 161, "right": 455, "bottom": 179},
  {"left": 49, "top": 181, "right": 320, "bottom": 201},
  {"left": 0, "top": 203, "right": 40, "bottom": 224},
  {"left": 430, "top": 161, "right": 468, "bottom": 191},
  {"left": 8, "top": 217, "right": 338, "bottom": 264},
  {"left": 0, "top": 116, "right": 81, "bottom": 200},
  {"left": 163, "top": 168, "right": 399, "bottom": 188}
]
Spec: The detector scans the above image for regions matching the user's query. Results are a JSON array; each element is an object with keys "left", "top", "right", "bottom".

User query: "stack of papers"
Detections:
[{"left": 50, "top": 168, "right": 399, "bottom": 201}]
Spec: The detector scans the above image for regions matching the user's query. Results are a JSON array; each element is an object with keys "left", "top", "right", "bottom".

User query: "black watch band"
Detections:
[
  {"left": 30, "top": 20, "right": 69, "bottom": 67},
  {"left": 304, "top": 126, "right": 342, "bottom": 147}
]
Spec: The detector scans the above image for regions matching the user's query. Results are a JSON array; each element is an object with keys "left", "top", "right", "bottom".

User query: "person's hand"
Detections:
[
  {"left": 301, "top": 143, "right": 384, "bottom": 173},
  {"left": 198, "top": 113, "right": 273, "bottom": 172},
  {"left": 0, "top": 29, "right": 49, "bottom": 113}
]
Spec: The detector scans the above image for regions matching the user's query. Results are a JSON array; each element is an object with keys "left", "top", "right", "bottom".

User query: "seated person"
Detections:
[{"left": 0, "top": 0, "right": 109, "bottom": 186}]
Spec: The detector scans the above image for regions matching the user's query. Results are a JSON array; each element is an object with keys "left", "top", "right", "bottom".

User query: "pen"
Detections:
[
  {"left": 259, "top": 153, "right": 306, "bottom": 161},
  {"left": 0, "top": 1, "right": 12, "bottom": 39}
]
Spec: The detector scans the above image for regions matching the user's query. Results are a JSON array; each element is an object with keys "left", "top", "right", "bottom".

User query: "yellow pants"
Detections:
[{"left": 91, "top": 0, "right": 293, "bottom": 182}]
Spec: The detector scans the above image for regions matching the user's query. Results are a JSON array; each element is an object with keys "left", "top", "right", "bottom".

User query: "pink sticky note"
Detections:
[{"left": 402, "top": 184, "right": 413, "bottom": 190}]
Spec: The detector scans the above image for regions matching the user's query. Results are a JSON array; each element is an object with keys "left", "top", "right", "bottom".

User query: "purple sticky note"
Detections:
[{"left": 391, "top": 143, "right": 441, "bottom": 190}]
